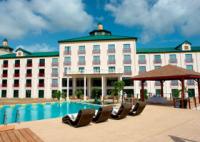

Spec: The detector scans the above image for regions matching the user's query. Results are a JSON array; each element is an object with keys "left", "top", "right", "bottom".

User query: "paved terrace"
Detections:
[{"left": 14, "top": 105, "right": 200, "bottom": 142}]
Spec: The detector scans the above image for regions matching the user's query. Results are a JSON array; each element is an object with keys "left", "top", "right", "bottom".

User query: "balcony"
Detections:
[
  {"left": 26, "top": 73, "right": 32, "bottom": 77},
  {"left": 64, "top": 51, "right": 71, "bottom": 55},
  {"left": 2, "top": 64, "right": 8, "bottom": 68},
  {"left": 138, "top": 60, "right": 146, "bottom": 64},
  {"left": 78, "top": 61, "right": 85, "bottom": 65},
  {"left": 2, "top": 73, "right": 8, "bottom": 77},
  {"left": 13, "top": 84, "right": 19, "bottom": 87},
  {"left": 92, "top": 50, "right": 100, "bottom": 54},
  {"left": 107, "top": 49, "right": 115, "bottom": 53},
  {"left": 51, "top": 83, "right": 58, "bottom": 87},
  {"left": 169, "top": 59, "right": 177, "bottom": 64},
  {"left": 63, "top": 62, "right": 71, "bottom": 66},
  {"left": 38, "top": 73, "right": 45, "bottom": 77},
  {"left": 123, "top": 60, "right": 132, "bottom": 64},
  {"left": 78, "top": 50, "right": 85, "bottom": 54},
  {"left": 27, "top": 63, "right": 32, "bottom": 67},
  {"left": 171, "top": 81, "right": 178, "bottom": 86},
  {"left": 14, "top": 73, "right": 20, "bottom": 77},
  {"left": 123, "top": 48, "right": 131, "bottom": 53},
  {"left": 38, "top": 83, "right": 44, "bottom": 87},
  {"left": 2, "top": 84, "right": 7, "bottom": 87},
  {"left": 185, "top": 59, "right": 193, "bottom": 63},
  {"left": 107, "top": 60, "right": 115, "bottom": 65},
  {"left": 26, "top": 83, "right": 32, "bottom": 87},
  {"left": 154, "top": 60, "right": 162, "bottom": 64},
  {"left": 52, "top": 73, "right": 58, "bottom": 77},
  {"left": 187, "top": 80, "right": 194, "bottom": 86},
  {"left": 92, "top": 61, "right": 100, "bottom": 65},
  {"left": 124, "top": 71, "right": 132, "bottom": 75},
  {"left": 14, "top": 64, "right": 20, "bottom": 67},
  {"left": 39, "top": 63, "right": 45, "bottom": 67},
  {"left": 52, "top": 62, "right": 58, "bottom": 67}
]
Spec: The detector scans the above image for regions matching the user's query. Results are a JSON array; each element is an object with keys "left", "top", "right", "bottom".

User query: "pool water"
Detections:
[{"left": 0, "top": 102, "right": 100, "bottom": 125}]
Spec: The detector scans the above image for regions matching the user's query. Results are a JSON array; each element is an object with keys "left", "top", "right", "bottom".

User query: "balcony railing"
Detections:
[
  {"left": 52, "top": 62, "right": 58, "bottom": 67},
  {"left": 2, "top": 84, "right": 7, "bottom": 87},
  {"left": 185, "top": 59, "right": 193, "bottom": 63},
  {"left": 14, "top": 73, "right": 20, "bottom": 77},
  {"left": 52, "top": 73, "right": 58, "bottom": 77},
  {"left": 26, "top": 84, "right": 32, "bottom": 87},
  {"left": 39, "top": 63, "right": 45, "bottom": 67},
  {"left": 38, "top": 73, "right": 45, "bottom": 77},
  {"left": 51, "top": 84, "right": 58, "bottom": 87},
  {"left": 63, "top": 62, "right": 71, "bottom": 66},
  {"left": 78, "top": 61, "right": 85, "bottom": 65},
  {"left": 14, "top": 64, "right": 20, "bottom": 67},
  {"left": 78, "top": 50, "right": 85, "bottom": 54},
  {"left": 38, "top": 83, "right": 44, "bottom": 87},
  {"left": 13, "top": 84, "right": 19, "bottom": 87},
  {"left": 92, "top": 61, "right": 100, "bottom": 65},
  {"left": 27, "top": 63, "right": 32, "bottom": 67},
  {"left": 138, "top": 60, "right": 146, "bottom": 64},
  {"left": 154, "top": 60, "right": 162, "bottom": 64},
  {"left": 2, "top": 64, "right": 8, "bottom": 68},
  {"left": 26, "top": 73, "right": 32, "bottom": 77},
  {"left": 92, "top": 50, "right": 100, "bottom": 54},
  {"left": 64, "top": 51, "right": 71, "bottom": 55},
  {"left": 123, "top": 48, "right": 131, "bottom": 53},
  {"left": 2, "top": 73, "right": 8, "bottom": 77},
  {"left": 123, "top": 60, "right": 132, "bottom": 64},
  {"left": 124, "top": 71, "right": 132, "bottom": 75},
  {"left": 169, "top": 59, "right": 177, "bottom": 64},
  {"left": 107, "top": 49, "right": 115, "bottom": 53},
  {"left": 107, "top": 60, "right": 115, "bottom": 64}
]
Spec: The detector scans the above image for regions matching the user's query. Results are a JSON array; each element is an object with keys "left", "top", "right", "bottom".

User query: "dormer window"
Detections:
[{"left": 184, "top": 45, "right": 189, "bottom": 50}]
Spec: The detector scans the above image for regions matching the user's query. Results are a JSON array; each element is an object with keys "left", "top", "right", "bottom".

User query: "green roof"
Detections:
[
  {"left": 58, "top": 35, "right": 137, "bottom": 43},
  {"left": 0, "top": 51, "right": 59, "bottom": 59},
  {"left": 137, "top": 46, "right": 200, "bottom": 54},
  {"left": 16, "top": 48, "right": 32, "bottom": 54},
  {"left": 0, "top": 46, "right": 14, "bottom": 51}
]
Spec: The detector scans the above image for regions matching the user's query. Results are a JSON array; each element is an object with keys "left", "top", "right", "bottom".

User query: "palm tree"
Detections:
[{"left": 111, "top": 80, "right": 125, "bottom": 104}]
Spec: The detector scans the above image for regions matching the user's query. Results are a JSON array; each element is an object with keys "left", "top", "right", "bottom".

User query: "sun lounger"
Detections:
[
  {"left": 129, "top": 101, "right": 146, "bottom": 116},
  {"left": 62, "top": 109, "right": 95, "bottom": 127},
  {"left": 92, "top": 106, "right": 113, "bottom": 123},
  {"left": 0, "top": 125, "right": 15, "bottom": 132},
  {"left": 111, "top": 104, "right": 132, "bottom": 120}
]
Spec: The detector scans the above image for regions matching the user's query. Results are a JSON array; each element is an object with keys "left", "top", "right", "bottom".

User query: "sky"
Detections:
[{"left": 0, "top": 0, "right": 200, "bottom": 52}]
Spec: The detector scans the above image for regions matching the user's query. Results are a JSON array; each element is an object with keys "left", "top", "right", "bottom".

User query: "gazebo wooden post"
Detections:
[
  {"left": 197, "top": 79, "right": 200, "bottom": 104},
  {"left": 140, "top": 80, "right": 145, "bottom": 102},
  {"left": 181, "top": 79, "right": 185, "bottom": 108},
  {"left": 160, "top": 80, "right": 164, "bottom": 97}
]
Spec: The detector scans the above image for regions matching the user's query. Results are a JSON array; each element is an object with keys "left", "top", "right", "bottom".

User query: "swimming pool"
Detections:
[{"left": 0, "top": 102, "right": 100, "bottom": 125}]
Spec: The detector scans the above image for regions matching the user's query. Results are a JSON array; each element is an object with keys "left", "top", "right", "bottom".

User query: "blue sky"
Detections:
[{"left": 0, "top": 0, "right": 200, "bottom": 52}]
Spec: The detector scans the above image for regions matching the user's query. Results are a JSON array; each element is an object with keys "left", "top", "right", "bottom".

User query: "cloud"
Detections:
[
  {"left": 16, "top": 43, "right": 56, "bottom": 52},
  {"left": 0, "top": 0, "right": 93, "bottom": 39},
  {"left": 105, "top": 0, "right": 200, "bottom": 42}
]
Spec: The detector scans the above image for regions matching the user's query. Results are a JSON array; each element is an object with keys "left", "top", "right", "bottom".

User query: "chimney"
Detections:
[
  {"left": 98, "top": 23, "right": 103, "bottom": 30},
  {"left": 2, "top": 39, "right": 8, "bottom": 47}
]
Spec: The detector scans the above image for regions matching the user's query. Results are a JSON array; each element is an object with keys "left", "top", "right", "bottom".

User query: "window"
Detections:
[
  {"left": 156, "top": 89, "right": 161, "bottom": 96},
  {"left": 52, "top": 79, "right": 58, "bottom": 87},
  {"left": 78, "top": 56, "right": 85, "bottom": 65},
  {"left": 186, "top": 65, "right": 194, "bottom": 85},
  {"left": 108, "top": 55, "right": 115, "bottom": 64},
  {"left": 79, "top": 67, "right": 85, "bottom": 73},
  {"left": 38, "top": 90, "right": 44, "bottom": 98},
  {"left": 64, "top": 57, "right": 71, "bottom": 64},
  {"left": 14, "top": 69, "right": 20, "bottom": 77},
  {"left": 138, "top": 55, "right": 146, "bottom": 64},
  {"left": 26, "top": 69, "right": 32, "bottom": 77},
  {"left": 124, "top": 66, "right": 132, "bottom": 73},
  {"left": 1, "top": 90, "right": 7, "bottom": 97},
  {"left": 108, "top": 66, "right": 115, "bottom": 73},
  {"left": 2, "top": 70, "right": 7, "bottom": 77},
  {"left": 62, "top": 78, "right": 72, "bottom": 87},
  {"left": 15, "top": 60, "right": 20, "bottom": 67},
  {"left": 108, "top": 44, "right": 115, "bottom": 53},
  {"left": 124, "top": 55, "right": 131, "bottom": 64},
  {"left": 171, "top": 80, "right": 178, "bottom": 86},
  {"left": 123, "top": 77, "right": 134, "bottom": 86},
  {"left": 52, "top": 68, "right": 58, "bottom": 76},
  {"left": 186, "top": 65, "right": 193, "bottom": 70},
  {"left": 123, "top": 44, "right": 131, "bottom": 52},
  {"left": 154, "top": 55, "right": 161, "bottom": 63},
  {"left": 27, "top": 59, "right": 32, "bottom": 67},
  {"left": 39, "top": 59, "right": 45, "bottom": 66},
  {"left": 65, "top": 46, "right": 71, "bottom": 52},
  {"left": 169, "top": 54, "right": 177, "bottom": 63},
  {"left": 52, "top": 58, "right": 58, "bottom": 63},
  {"left": 39, "top": 69, "right": 45, "bottom": 77},
  {"left": 185, "top": 54, "right": 193, "bottom": 62},
  {"left": 139, "top": 66, "right": 146, "bottom": 73},
  {"left": 26, "top": 79, "right": 31, "bottom": 87},
  {"left": 93, "top": 56, "right": 100, "bottom": 64},
  {"left": 14, "top": 79, "right": 19, "bottom": 87},
  {"left": 3, "top": 60, "right": 8, "bottom": 67},
  {"left": 26, "top": 90, "right": 31, "bottom": 98},
  {"left": 64, "top": 67, "right": 71, "bottom": 75},
  {"left": 93, "top": 45, "right": 100, "bottom": 53},
  {"left": 13, "top": 90, "right": 19, "bottom": 98},
  {"left": 93, "top": 67, "right": 100, "bottom": 73},
  {"left": 39, "top": 79, "right": 44, "bottom": 87},
  {"left": 78, "top": 46, "right": 85, "bottom": 54},
  {"left": 2, "top": 80, "right": 7, "bottom": 87}
]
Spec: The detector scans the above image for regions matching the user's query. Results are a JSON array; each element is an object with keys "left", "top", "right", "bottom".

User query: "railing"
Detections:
[
  {"left": 14, "top": 73, "right": 20, "bottom": 77},
  {"left": 51, "top": 84, "right": 58, "bottom": 87},
  {"left": 13, "top": 84, "right": 19, "bottom": 87},
  {"left": 185, "top": 59, "right": 193, "bottom": 63},
  {"left": 2, "top": 84, "right": 7, "bottom": 87},
  {"left": 26, "top": 84, "right": 32, "bottom": 87},
  {"left": 38, "top": 83, "right": 44, "bottom": 87},
  {"left": 78, "top": 50, "right": 85, "bottom": 54},
  {"left": 14, "top": 64, "right": 20, "bottom": 67},
  {"left": 52, "top": 73, "right": 58, "bottom": 77},
  {"left": 92, "top": 50, "right": 100, "bottom": 54},
  {"left": 78, "top": 61, "right": 85, "bottom": 65},
  {"left": 39, "top": 63, "right": 45, "bottom": 67},
  {"left": 38, "top": 73, "right": 45, "bottom": 77},
  {"left": 124, "top": 71, "right": 132, "bottom": 75},
  {"left": 52, "top": 62, "right": 58, "bottom": 66},
  {"left": 26, "top": 63, "right": 32, "bottom": 67},
  {"left": 154, "top": 60, "right": 162, "bottom": 64},
  {"left": 92, "top": 61, "right": 100, "bottom": 65},
  {"left": 2, "top": 64, "right": 8, "bottom": 68},
  {"left": 107, "top": 60, "right": 115, "bottom": 64},
  {"left": 123, "top": 60, "right": 132, "bottom": 64},
  {"left": 123, "top": 48, "right": 131, "bottom": 53},
  {"left": 26, "top": 73, "right": 32, "bottom": 77},
  {"left": 63, "top": 62, "right": 71, "bottom": 66},
  {"left": 169, "top": 59, "right": 177, "bottom": 63},
  {"left": 2, "top": 74, "right": 8, "bottom": 77},
  {"left": 64, "top": 51, "right": 71, "bottom": 55},
  {"left": 138, "top": 60, "right": 146, "bottom": 64},
  {"left": 107, "top": 49, "right": 115, "bottom": 53}
]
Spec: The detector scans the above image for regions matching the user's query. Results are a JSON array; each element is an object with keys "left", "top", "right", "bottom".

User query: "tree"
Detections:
[
  {"left": 111, "top": 80, "right": 125, "bottom": 104},
  {"left": 52, "top": 90, "right": 62, "bottom": 101},
  {"left": 74, "top": 90, "right": 83, "bottom": 99}
]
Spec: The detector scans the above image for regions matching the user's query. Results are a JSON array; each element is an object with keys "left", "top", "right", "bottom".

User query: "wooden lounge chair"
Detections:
[
  {"left": 62, "top": 109, "right": 95, "bottom": 127},
  {"left": 111, "top": 104, "right": 132, "bottom": 120},
  {"left": 129, "top": 101, "right": 146, "bottom": 116},
  {"left": 92, "top": 106, "right": 113, "bottom": 123},
  {"left": 0, "top": 125, "right": 15, "bottom": 132}
]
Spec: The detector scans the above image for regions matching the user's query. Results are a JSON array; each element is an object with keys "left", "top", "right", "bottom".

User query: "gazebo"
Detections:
[{"left": 133, "top": 65, "right": 200, "bottom": 108}]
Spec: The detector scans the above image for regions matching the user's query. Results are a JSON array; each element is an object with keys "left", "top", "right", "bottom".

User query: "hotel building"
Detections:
[{"left": 0, "top": 24, "right": 200, "bottom": 100}]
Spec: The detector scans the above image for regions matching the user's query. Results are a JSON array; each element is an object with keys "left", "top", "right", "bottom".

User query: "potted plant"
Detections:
[
  {"left": 91, "top": 88, "right": 101, "bottom": 104},
  {"left": 74, "top": 89, "right": 83, "bottom": 100},
  {"left": 111, "top": 80, "right": 125, "bottom": 104}
]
